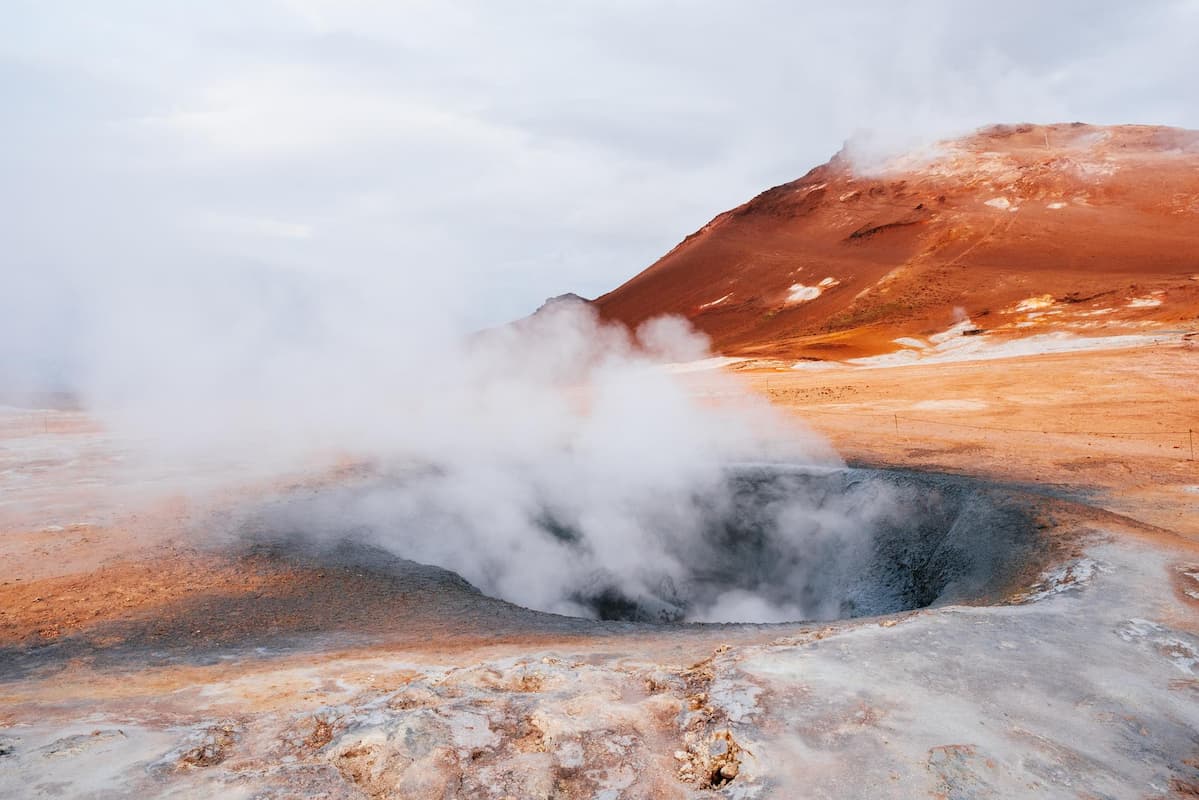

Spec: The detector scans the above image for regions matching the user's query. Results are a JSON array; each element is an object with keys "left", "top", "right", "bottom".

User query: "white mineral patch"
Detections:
[
  {"left": 928, "top": 319, "right": 979, "bottom": 344},
  {"left": 708, "top": 676, "right": 763, "bottom": 724},
  {"left": 699, "top": 293, "right": 732, "bottom": 310},
  {"left": 1179, "top": 568, "right": 1199, "bottom": 600},
  {"left": 786, "top": 283, "right": 823, "bottom": 303},
  {"left": 789, "top": 360, "right": 840, "bottom": 371},
  {"left": 660, "top": 356, "right": 747, "bottom": 373},
  {"left": 443, "top": 709, "right": 500, "bottom": 751},
  {"left": 1116, "top": 618, "right": 1199, "bottom": 676},
  {"left": 1014, "top": 295, "right": 1056, "bottom": 313},
  {"left": 1016, "top": 558, "right": 1108, "bottom": 603},
  {"left": 1127, "top": 296, "right": 1163, "bottom": 308},
  {"left": 850, "top": 330, "right": 1170, "bottom": 369}
]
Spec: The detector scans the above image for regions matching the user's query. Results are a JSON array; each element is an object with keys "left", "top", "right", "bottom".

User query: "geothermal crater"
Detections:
[
  {"left": 542, "top": 467, "right": 1046, "bottom": 623},
  {"left": 249, "top": 466, "right": 1050, "bottom": 626}
]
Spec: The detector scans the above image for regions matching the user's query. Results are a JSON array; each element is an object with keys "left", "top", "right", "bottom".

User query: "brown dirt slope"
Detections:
[{"left": 595, "top": 123, "right": 1199, "bottom": 359}]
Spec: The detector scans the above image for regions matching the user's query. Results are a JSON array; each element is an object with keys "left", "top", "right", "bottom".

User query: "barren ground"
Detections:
[{"left": 2, "top": 339, "right": 1198, "bottom": 798}]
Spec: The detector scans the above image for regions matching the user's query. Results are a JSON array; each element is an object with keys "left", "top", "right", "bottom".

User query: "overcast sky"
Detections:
[{"left": 3, "top": 1, "right": 1198, "bottom": 387}]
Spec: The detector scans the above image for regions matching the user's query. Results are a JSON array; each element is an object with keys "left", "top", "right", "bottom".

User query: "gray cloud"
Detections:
[{"left": 2, "top": 0, "right": 1197, "bottom": 388}]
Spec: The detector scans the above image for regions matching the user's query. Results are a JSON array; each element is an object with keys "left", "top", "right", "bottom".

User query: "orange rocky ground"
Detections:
[{"left": 597, "top": 123, "right": 1199, "bottom": 361}]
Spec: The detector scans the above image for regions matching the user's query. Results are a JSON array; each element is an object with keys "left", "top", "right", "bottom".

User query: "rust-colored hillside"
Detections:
[{"left": 595, "top": 123, "right": 1199, "bottom": 360}]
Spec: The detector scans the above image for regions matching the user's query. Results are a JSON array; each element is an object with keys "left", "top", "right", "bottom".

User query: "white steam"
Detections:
[
  {"left": 212, "top": 298, "right": 851, "bottom": 624},
  {"left": 34, "top": 269, "right": 861, "bottom": 622}
]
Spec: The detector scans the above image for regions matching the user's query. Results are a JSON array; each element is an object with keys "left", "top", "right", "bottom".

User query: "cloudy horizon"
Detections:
[{"left": 3, "top": 1, "right": 1198, "bottom": 390}]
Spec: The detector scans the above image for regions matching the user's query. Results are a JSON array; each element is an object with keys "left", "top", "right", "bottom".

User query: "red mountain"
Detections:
[{"left": 594, "top": 123, "right": 1199, "bottom": 360}]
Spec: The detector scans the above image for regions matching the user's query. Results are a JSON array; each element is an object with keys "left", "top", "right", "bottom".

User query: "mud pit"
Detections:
[
  {"left": 237, "top": 466, "right": 1051, "bottom": 626},
  {"left": 564, "top": 467, "right": 1046, "bottom": 623}
]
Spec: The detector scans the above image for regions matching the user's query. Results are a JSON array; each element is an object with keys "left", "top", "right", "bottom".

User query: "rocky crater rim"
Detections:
[
  {"left": 549, "top": 465, "right": 1061, "bottom": 624},
  {"left": 243, "top": 465, "right": 1068, "bottom": 626}
]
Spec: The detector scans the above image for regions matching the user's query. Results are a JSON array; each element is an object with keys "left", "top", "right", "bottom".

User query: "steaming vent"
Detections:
[
  {"left": 243, "top": 466, "right": 1048, "bottom": 625},
  {"left": 556, "top": 467, "right": 1042, "bottom": 623}
]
